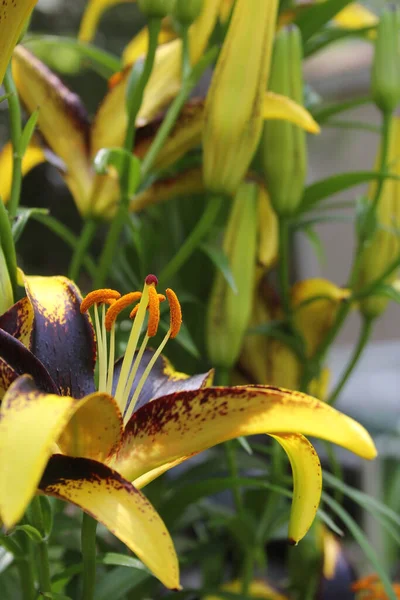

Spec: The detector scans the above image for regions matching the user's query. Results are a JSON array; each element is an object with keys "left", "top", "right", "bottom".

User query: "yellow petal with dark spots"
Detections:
[
  {"left": 78, "top": 0, "right": 133, "bottom": 42},
  {"left": 12, "top": 46, "right": 93, "bottom": 216},
  {"left": 271, "top": 433, "right": 322, "bottom": 543},
  {"left": 0, "top": 0, "right": 38, "bottom": 86},
  {"left": 115, "top": 386, "right": 376, "bottom": 485},
  {"left": 58, "top": 392, "right": 123, "bottom": 461},
  {"left": 0, "top": 139, "right": 45, "bottom": 204},
  {"left": 39, "top": 454, "right": 180, "bottom": 590},
  {"left": 0, "top": 375, "right": 77, "bottom": 527},
  {"left": 263, "top": 92, "right": 320, "bottom": 134},
  {"left": 23, "top": 274, "right": 96, "bottom": 398}
]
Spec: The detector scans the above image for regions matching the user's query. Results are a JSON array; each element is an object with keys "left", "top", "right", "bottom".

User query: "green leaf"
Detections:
[
  {"left": 97, "top": 553, "right": 148, "bottom": 570},
  {"left": 311, "top": 96, "right": 371, "bottom": 124},
  {"left": 0, "top": 535, "right": 23, "bottom": 559},
  {"left": 355, "top": 195, "right": 377, "bottom": 243},
  {"left": 41, "top": 593, "right": 73, "bottom": 600},
  {"left": 13, "top": 524, "right": 42, "bottom": 543},
  {"left": 94, "top": 148, "right": 141, "bottom": 197},
  {"left": 236, "top": 437, "right": 253, "bottom": 455},
  {"left": 12, "top": 207, "right": 48, "bottom": 243},
  {"left": 367, "top": 284, "right": 400, "bottom": 304},
  {"left": 323, "top": 492, "right": 397, "bottom": 600},
  {"left": 96, "top": 566, "right": 150, "bottom": 600},
  {"left": 19, "top": 111, "right": 39, "bottom": 156},
  {"left": 159, "top": 319, "right": 200, "bottom": 359},
  {"left": 295, "top": 0, "right": 354, "bottom": 42},
  {"left": 23, "top": 35, "right": 121, "bottom": 77},
  {"left": 247, "top": 321, "right": 305, "bottom": 359},
  {"left": 39, "top": 496, "right": 53, "bottom": 539},
  {"left": 300, "top": 171, "right": 400, "bottom": 213},
  {"left": 304, "top": 25, "right": 376, "bottom": 57},
  {"left": 200, "top": 241, "right": 237, "bottom": 293},
  {"left": 301, "top": 225, "right": 326, "bottom": 266}
]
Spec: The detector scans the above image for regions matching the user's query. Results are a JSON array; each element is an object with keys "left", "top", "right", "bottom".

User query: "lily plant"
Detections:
[{"left": 0, "top": 272, "right": 376, "bottom": 589}]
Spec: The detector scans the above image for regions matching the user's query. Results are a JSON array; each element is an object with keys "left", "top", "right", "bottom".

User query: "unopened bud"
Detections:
[
  {"left": 260, "top": 25, "right": 307, "bottom": 217},
  {"left": 173, "top": 0, "right": 203, "bottom": 25},
  {"left": 137, "top": 0, "right": 175, "bottom": 19},
  {"left": 371, "top": 5, "right": 400, "bottom": 114},
  {"left": 206, "top": 182, "right": 258, "bottom": 369}
]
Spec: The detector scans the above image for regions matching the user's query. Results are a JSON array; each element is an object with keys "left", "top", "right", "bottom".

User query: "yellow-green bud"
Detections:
[
  {"left": 260, "top": 25, "right": 307, "bottom": 217},
  {"left": 202, "top": 0, "right": 278, "bottom": 197},
  {"left": 206, "top": 182, "right": 258, "bottom": 369},
  {"left": 137, "top": 0, "right": 175, "bottom": 18},
  {"left": 371, "top": 6, "right": 400, "bottom": 114},
  {"left": 356, "top": 117, "right": 400, "bottom": 318},
  {"left": 173, "top": 0, "right": 203, "bottom": 25}
]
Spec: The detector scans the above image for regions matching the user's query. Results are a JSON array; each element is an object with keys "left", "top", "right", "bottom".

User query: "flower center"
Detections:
[{"left": 80, "top": 275, "right": 182, "bottom": 424}]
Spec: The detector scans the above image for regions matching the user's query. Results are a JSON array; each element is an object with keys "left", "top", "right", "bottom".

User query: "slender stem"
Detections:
[
  {"left": 0, "top": 196, "right": 18, "bottom": 298},
  {"left": 32, "top": 213, "right": 97, "bottom": 278},
  {"left": 94, "top": 195, "right": 129, "bottom": 288},
  {"left": 181, "top": 26, "right": 191, "bottom": 80},
  {"left": 371, "top": 111, "right": 392, "bottom": 213},
  {"left": 277, "top": 217, "right": 291, "bottom": 317},
  {"left": 4, "top": 64, "right": 23, "bottom": 220},
  {"left": 13, "top": 534, "right": 35, "bottom": 600},
  {"left": 81, "top": 513, "right": 98, "bottom": 600},
  {"left": 124, "top": 18, "right": 161, "bottom": 151},
  {"left": 240, "top": 550, "right": 254, "bottom": 596},
  {"left": 30, "top": 497, "right": 52, "bottom": 595},
  {"left": 327, "top": 317, "right": 374, "bottom": 406},
  {"left": 141, "top": 46, "right": 218, "bottom": 178},
  {"left": 16, "top": 559, "right": 35, "bottom": 600},
  {"left": 159, "top": 195, "right": 223, "bottom": 286},
  {"left": 68, "top": 219, "right": 97, "bottom": 281}
]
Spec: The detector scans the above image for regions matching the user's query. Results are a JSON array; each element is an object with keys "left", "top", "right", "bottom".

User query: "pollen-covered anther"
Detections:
[
  {"left": 147, "top": 286, "right": 161, "bottom": 337},
  {"left": 166, "top": 288, "right": 182, "bottom": 339},
  {"left": 105, "top": 291, "right": 142, "bottom": 331},
  {"left": 129, "top": 294, "right": 166, "bottom": 319},
  {"left": 80, "top": 289, "right": 121, "bottom": 314}
]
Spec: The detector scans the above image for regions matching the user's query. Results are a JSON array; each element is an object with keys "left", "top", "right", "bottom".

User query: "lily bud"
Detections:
[
  {"left": 173, "top": 0, "right": 203, "bottom": 25},
  {"left": 206, "top": 182, "right": 258, "bottom": 369},
  {"left": 371, "top": 5, "right": 400, "bottom": 114},
  {"left": 356, "top": 117, "right": 400, "bottom": 318},
  {"left": 260, "top": 25, "right": 307, "bottom": 217},
  {"left": 202, "top": 0, "right": 278, "bottom": 196},
  {"left": 137, "top": 0, "right": 175, "bottom": 18}
]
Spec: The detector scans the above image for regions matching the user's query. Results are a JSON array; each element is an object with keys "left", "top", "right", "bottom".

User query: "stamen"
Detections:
[
  {"left": 147, "top": 286, "right": 161, "bottom": 337},
  {"left": 130, "top": 293, "right": 166, "bottom": 319},
  {"left": 99, "top": 304, "right": 108, "bottom": 392},
  {"left": 106, "top": 322, "right": 116, "bottom": 396},
  {"left": 105, "top": 292, "right": 142, "bottom": 331},
  {"left": 80, "top": 289, "right": 121, "bottom": 313},
  {"left": 166, "top": 288, "right": 182, "bottom": 338}
]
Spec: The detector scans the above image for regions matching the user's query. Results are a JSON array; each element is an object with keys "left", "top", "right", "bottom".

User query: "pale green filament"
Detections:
[
  {"left": 94, "top": 304, "right": 107, "bottom": 393},
  {"left": 114, "top": 284, "right": 150, "bottom": 409},
  {"left": 106, "top": 322, "right": 116, "bottom": 396},
  {"left": 124, "top": 328, "right": 171, "bottom": 425},
  {"left": 100, "top": 304, "right": 108, "bottom": 393},
  {"left": 122, "top": 333, "right": 149, "bottom": 417}
]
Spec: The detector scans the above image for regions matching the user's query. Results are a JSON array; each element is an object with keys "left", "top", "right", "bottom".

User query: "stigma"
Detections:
[{"left": 81, "top": 275, "right": 182, "bottom": 422}]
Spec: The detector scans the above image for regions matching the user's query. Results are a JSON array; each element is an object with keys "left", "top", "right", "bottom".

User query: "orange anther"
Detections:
[
  {"left": 80, "top": 289, "right": 121, "bottom": 314},
  {"left": 166, "top": 288, "right": 182, "bottom": 339},
  {"left": 105, "top": 292, "right": 142, "bottom": 331},
  {"left": 129, "top": 294, "right": 165, "bottom": 319},
  {"left": 352, "top": 575, "right": 380, "bottom": 592},
  {"left": 147, "top": 285, "right": 160, "bottom": 337}
]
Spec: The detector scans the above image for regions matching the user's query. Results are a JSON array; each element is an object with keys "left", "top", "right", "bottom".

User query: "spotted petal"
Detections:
[
  {"left": 39, "top": 454, "right": 180, "bottom": 590},
  {"left": 116, "top": 386, "right": 376, "bottom": 482},
  {"left": 0, "top": 376, "right": 77, "bottom": 527},
  {"left": 0, "top": 296, "right": 33, "bottom": 347},
  {"left": 113, "top": 348, "right": 213, "bottom": 413},
  {"left": 23, "top": 275, "right": 96, "bottom": 398}
]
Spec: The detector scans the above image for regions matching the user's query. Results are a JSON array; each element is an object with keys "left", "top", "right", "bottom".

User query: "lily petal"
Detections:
[
  {"left": 78, "top": 0, "right": 133, "bottom": 43},
  {"left": 12, "top": 46, "right": 93, "bottom": 216},
  {"left": 0, "top": 139, "right": 46, "bottom": 204},
  {"left": 0, "top": 375, "right": 76, "bottom": 527},
  {"left": 270, "top": 433, "right": 322, "bottom": 543},
  {"left": 113, "top": 348, "right": 213, "bottom": 412},
  {"left": 39, "top": 454, "right": 180, "bottom": 590},
  {"left": 116, "top": 386, "right": 376, "bottom": 485},
  {"left": 58, "top": 392, "right": 123, "bottom": 461},
  {"left": 263, "top": 92, "right": 320, "bottom": 134},
  {"left": 131, "top": 167, "right": 204, "bottom": 212},
  {"left": 0, "top": 0, "right": 38, "bottom": 85},
  {"left": 0, "top": 329, "right": 58, "bottom": 398},
  {"left": 0, "top": 297, "right": 33, "bottom": 347},
  {"left": 334, "top": 3, "right": 377, "bottom": 30},
  {"left": 23, "top": 275, "right": 96, "bottom": 398}
]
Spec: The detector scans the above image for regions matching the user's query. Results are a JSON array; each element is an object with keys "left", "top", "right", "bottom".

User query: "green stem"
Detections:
[
  {"left": 4, "top": 64, "right": 23, "bottom": 220},
  {"left": 13, "top": 534, "right": 35, "bottom": 600},
  {"left": 68, "top": 219, "right": 97, "bottom": 281},
  {"left": 0, "top": 196, "right": 18, "bottom": 298},
  {"left": 371, "top": 111, "right": 392, "bottom": 213},
  {"left": 327, "top": 317, "right": 374, "bottom": 406},
  {"left": 124, "top": 18, "right": 161, "bottom": 151},
  {"left": 240, "top": 550, "right": 254, "bottom": 596},
  {"left": 16, "top": 559, "right": 35, "bottom": 600},
  {"left": 181, "top": 26, "right": 191, "bottom": 80},
  {"left": 141, "top": 46, "right": 218, "bottom": 178},
  {"left": 81, "top": 513, "right": 98, "bottom": 600},
  {"left": 159, "top": 195, "right": 223, "bottom": 286},
  {"left": 277, "top": 217, "right": 291, "bottom": 317},
  {"left": 32, "top": 213, "right": 97, "bottom": 278},
  {"left": 30, "top": 497, "right": 52, "bottom": 595}
]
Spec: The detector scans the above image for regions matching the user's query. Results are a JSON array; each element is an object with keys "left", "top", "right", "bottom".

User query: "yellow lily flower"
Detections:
[
  {"left": 0, "top": 0, "right": 38, "bottom": 85},
  {"left": 0, "top": 273, "right": 375, "bottom": 573},
  {"left": 205, "top": 579, "right": 288, "bottom": 599},
  {"left": 333, "top": 2, "right": 377, "bottom": 31}
]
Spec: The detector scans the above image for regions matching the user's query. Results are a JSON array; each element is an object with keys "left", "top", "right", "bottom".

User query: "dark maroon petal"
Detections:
[
  {"left": 112, "top": 348, "right": 212, "bottom": 413},
  {"left": 0, "top": 297, "right": 34, "bottom": 347}
]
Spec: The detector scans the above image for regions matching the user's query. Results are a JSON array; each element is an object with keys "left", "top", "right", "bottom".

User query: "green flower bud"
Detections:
[
  {"left": 137, "top": 0, "right": 175, "bottom": 19},
  {"left": 259, "top": 25, "right": 307, "bottom": 217},
  {"left": 173, "top": 0, "right": 203, "bottom": 25},
  {"left": 371, "top": 5, "right": 400, "bottom": 114},
  {"left": 206, "top": 182, "right": 258, "bottom": 369}
]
